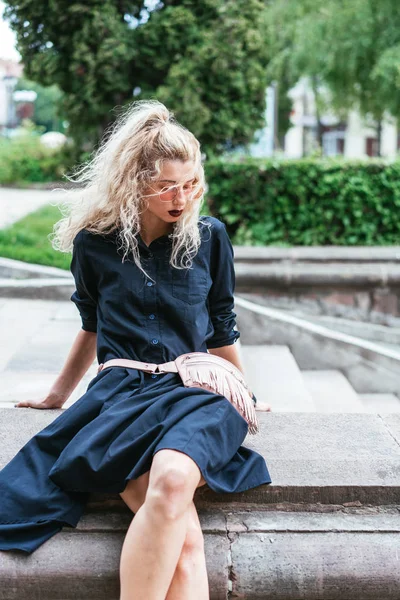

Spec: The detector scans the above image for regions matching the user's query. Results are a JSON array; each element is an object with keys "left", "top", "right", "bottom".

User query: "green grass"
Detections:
[{"left": 0, "top": 204, "right": 71, "bottom": 270}]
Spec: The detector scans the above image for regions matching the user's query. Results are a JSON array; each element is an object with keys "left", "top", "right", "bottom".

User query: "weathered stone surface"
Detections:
[
  {"left": 229, "top": 530, "right": 400, "bottom": 599},
  {"left": 226, "top": 509, "right": 400, "bottom": 533},
  {"left": 1, "top": 510, "right": 399, "bottom": 599},
  {"left": 381, "top": 413, "right": 400, "bottom": 444}
]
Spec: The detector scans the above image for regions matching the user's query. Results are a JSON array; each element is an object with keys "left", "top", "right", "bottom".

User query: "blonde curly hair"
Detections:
[{"left": 50, "top": 99, "right": 209, "bottom": 281}]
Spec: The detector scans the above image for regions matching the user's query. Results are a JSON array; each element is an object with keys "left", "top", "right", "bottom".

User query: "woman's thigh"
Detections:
[{"left": 119, "top": 449, "right": 206, "bottom": 513}]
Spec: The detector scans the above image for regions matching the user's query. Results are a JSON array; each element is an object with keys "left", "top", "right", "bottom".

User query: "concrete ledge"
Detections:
[
  {"left": 235, "top": 262, "right": 400, "bottom": 288},
  {"left": 0, "top": 278, "right": 74, "bottom": 300},
  {"left": 1, "top": 409, "right": 399, "bottom": 598},
  {"left": 1, "top": 410, "right": 399, "bottom": 506},
  {"left": 0, "top": 257, "right": 71, "bottom": 280},
  {"left": 233, "top": 246, "right": 400, "bottom": 263}
]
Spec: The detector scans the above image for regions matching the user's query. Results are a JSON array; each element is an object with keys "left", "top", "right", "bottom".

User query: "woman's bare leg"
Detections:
[
  {"left": 120, "top": 470, "right": 208, "bottom": 599},
  {"left": 119, "top": 449, "right": 209, "bottom": 600},
  {"left": 164, "top": 500, "right": 209, "bottom": 600}
]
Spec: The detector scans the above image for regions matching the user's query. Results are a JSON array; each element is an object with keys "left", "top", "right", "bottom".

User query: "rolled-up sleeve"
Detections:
[
  {"left": 206, "top": 222, "right": 241, "bottom": 349},
  {"left": 70, "top": 230, "right": 98, "bottom": 333}
]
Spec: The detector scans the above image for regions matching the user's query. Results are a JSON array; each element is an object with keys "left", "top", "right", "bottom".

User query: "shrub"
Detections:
[
  {"left": 206, "top": 157, "right": 400, "bottom": 245},
  {"left": 0, "top": 128, "right": 75, "bottom": 184}
]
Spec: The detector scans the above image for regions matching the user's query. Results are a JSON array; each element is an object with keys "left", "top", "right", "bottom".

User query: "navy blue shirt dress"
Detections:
[{"left": 0, "top": 215, "right": 272, "bottom": 554}]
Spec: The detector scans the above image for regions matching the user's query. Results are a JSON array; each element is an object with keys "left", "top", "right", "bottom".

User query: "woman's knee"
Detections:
[
  {"left": 119, "top": 470, "right": 150, "bottom": 513},
  {"left": 147, "top": 450, "right": 202, "bottom": 520}
]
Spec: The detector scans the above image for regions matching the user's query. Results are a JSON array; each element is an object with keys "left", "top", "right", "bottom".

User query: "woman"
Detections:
[{"left": 0, "top": 100, "right": 272, "bottom": 599}]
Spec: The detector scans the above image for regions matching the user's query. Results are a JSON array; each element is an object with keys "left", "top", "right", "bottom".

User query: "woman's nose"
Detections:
[{"left": 173, "top": 186, "right": 185, "bottom": 203}]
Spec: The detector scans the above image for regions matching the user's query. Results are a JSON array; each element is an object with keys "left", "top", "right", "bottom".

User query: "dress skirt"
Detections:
[{"left": 0, "top": 366, "right": 272, "bottom": 554}]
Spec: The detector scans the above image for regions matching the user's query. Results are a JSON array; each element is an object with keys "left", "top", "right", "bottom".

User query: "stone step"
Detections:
[
  {"left": 240, "top": 344, "right": 315, "bottom": 411},
  {"left": 234, "top": 296, "right": 400, "bottom": 397},
  {"left": 2, "top": 410, "right": 399, "bottom": 506},
  {"left": 1, "top": 509, "right": 400, "bottom": 599},
  {"left": 359, "top": 393, "right": 400, "bottom": 413},
  {"left": 302, "top": 369, "right": 365, "bottom": 412},
  {"left": 1, "top": 409, "right": 400, "bottom": 598}
]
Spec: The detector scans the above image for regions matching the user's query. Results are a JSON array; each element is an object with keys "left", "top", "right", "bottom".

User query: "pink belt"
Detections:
[
  {"left": 97, "top": 358, "right": 179, "bottom": 375},
  {"left": 96, "top": 353, "right": 260, "bottom": 434}
]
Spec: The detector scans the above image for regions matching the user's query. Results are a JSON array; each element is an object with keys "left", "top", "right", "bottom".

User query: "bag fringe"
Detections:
[{"left": 186, "top": 363, "right": 259, "bottom": 434}]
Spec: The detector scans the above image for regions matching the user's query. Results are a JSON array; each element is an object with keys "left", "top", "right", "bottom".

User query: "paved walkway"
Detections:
[
  {"left": 0, "top": 188, "right": 89, "bottom": 407},
  {"left": 0, "top": 297, "right": 97, "bottom": 409},
  {"left": 0, "top": 187, "right": 69, "bottom": 229}
]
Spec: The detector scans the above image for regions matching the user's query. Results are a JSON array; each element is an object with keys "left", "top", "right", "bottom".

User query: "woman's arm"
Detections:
[
  {"left": 15, "top": 329, "right": 97, "bottom": 409},
  {"left": 206, "top": 221, "right": 271, "bottom": 411},
  {"left": 208, "top": 343, "right": 245, "bottom": 374}
]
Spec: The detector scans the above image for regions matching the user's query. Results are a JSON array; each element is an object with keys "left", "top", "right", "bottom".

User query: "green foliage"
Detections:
[
  {"left": 205, "top": 158, "right": 400, "bottom": 245},
  {"left": 3, "top": 0, "right": 270, "bottom": 156},
  {"left": 0, "top": 205, "right": 71, "bottom": 269},
  {"left": 0, "top": 124, "right": 76, "bottom": 184}
]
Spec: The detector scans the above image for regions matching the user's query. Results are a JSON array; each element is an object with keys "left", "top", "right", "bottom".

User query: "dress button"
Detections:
[
  {"left": 149, "top": 314, "right": 155, "bottom": 320},
  {"left": 151, "top": 374, "right": 158, "bottom": 378},
  {"left": 151, "top": 338, "right": 159, "bottom": 344},
  {"left": 146, "top": 281, "right": 153, "bottom": 287}
]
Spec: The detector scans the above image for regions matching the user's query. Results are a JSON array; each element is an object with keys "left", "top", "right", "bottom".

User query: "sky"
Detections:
[{"left": 0, "top": 1, "right": 21, "bottom": 61}]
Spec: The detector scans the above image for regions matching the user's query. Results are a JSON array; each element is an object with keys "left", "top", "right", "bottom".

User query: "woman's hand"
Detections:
[
  {"left": 13, "top": 329, "right": 97, "bottom": 411},
  {"left": 14, "top": 392, "right": 67, "bottom": 410},
  {"left": 251, "top": 391, "right": 272, "bottom": 412}
]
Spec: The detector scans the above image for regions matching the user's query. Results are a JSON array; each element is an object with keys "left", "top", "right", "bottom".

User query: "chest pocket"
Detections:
[{"left": 172, "top": 267, "right": 210, "bottom": 305}]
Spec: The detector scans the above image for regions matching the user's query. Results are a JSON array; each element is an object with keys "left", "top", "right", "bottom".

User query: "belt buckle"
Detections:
[
  {"left": 142, "top": 363, "right": 157, "bottom": 374},
  {"left": 155, "top": 361, "right": 176, "bottom": 374}
]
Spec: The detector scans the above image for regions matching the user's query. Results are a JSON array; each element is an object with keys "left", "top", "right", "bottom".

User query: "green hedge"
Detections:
[
  {"left": 0, "top": 135, "right": 76, "bottom": 184},
  {"left": 2, "top": 145, "right": 399, "bottom": 245},
  {"left": 206, "top": 157, "right": 400, "bottom": 245}
]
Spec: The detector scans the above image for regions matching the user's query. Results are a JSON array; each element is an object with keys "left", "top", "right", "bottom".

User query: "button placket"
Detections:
[{"left": 144, "top": 253, "right": 163, "bottom": 360}]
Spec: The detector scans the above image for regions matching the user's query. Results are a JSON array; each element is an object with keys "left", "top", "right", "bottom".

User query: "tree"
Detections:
[
  {"left": 3, "top": 0, "right": 271, "bottom": 157},
  {"left": 266, "top": 0, "right": 400, "bottom": 156}
]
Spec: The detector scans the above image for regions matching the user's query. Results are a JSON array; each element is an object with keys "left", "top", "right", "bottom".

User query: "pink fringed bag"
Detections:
[{"left": 97, "top": 351, "right": 259, "bottom": 434}]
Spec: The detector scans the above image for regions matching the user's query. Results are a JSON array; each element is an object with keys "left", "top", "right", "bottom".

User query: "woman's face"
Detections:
[{"left": 141, "top": 160, "right": 197, "bottom": 224}]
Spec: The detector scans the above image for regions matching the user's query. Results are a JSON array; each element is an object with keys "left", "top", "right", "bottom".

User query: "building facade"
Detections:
[{"left": 251, "top": 78, "right": 398, "bottom": 160}]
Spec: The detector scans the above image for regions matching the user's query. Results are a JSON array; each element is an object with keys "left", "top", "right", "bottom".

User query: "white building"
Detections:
[
  {"left": 0, "top": 58, "right": 24, "bottom": 133},
  {"left": 251, "top": 78, "right": 398, "bottom": 160}
]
